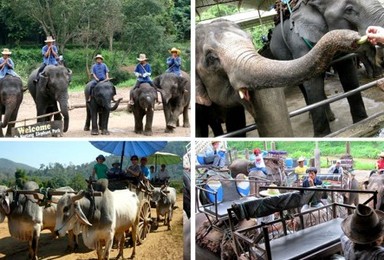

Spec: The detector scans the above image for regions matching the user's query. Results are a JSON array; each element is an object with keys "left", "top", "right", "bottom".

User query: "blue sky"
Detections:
[{"left": 0, "top": 141, "right": 110, "bottom": 168}]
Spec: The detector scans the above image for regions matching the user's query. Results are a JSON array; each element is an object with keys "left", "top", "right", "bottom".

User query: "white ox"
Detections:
[
  {"left": 0, "top": 182, "right": 43, "bottom": 260},
  {"left": 54, "top": 179, "right": 139, "bottom": 260},
  {"left": 151, "top": 186, "right": 177, "bottom": 230}
]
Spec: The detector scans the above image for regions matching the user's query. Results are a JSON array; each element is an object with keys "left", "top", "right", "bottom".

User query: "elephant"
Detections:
[
  {"left": 27, "top": 65, "right": 72, "bottom": 133},
  {"left": 84, "top": 80, "right": 122, "bottom": 135},
  {"left": 264, "top": 0, "right": 384, "bottom": 136},
  {"left": 130, "top": 83, "right": 157, "bottom": 136},
  {"left": 153, "top": 71, "right": 190, "bottom": 133},
  {"left": 196, "top": 19, "right": 363, "bottom": 137},
  {"left": 0, "top": 75, "right": 23, "bottom": 137}
]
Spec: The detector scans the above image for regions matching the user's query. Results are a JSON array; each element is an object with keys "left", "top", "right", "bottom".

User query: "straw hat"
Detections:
[
  {"left": 94, "top": 54, "right": 104, "bottom": 60},
  {"left": 341, "top": 204, "right": 384, "bottom": 244},
  {"left": 1, "top": 48, "right": 11, "bottom": 55},
  {"left": 137, "top": 53, "right": 148, "bottom": 61},
  {"left": 44, "top": 36, "right": 55, "bottom": 43},
  {"left": 169, "top": 47, "right": 181, "bottom": 55},
  {"left": 259, "top": 184, "right": 280, "bottom": 197},
  {"left": 379, "top": 151, "right": 384, "bottom": 157},
  {"left": 297, "top": 156, "right": 305, "bottom": 162},
  {"left": 211, "top": 140, "right": 220, "bottom": 145}
]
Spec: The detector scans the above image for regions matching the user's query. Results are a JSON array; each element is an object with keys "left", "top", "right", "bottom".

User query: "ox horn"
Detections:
[{"left": 71, "top": 190, "right": 85, "bottom": 202}]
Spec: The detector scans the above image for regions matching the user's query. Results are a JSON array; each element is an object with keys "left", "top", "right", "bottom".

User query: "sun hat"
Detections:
[
  {"left": 259, "top": 184, "right": 281, "bottom": 197},
  {"left": 341, "top": 204, "right": 384, "bottom": 244},
  {"left": 137, "top": 53, "right": 148, "bottom": 61},
  {"left": 169, "top": 47, "right": 181, "bottom": 55},
  {"left": 1, "top": 48, "right": 11, "bottom": 55},
  {"left": 44, "top": 36, "right": 55, "bottom": 43},
  {"left": 211, "top": 140, "right": 220, "bottom": 145},
  {"left": 96, "top": 155, "right": 106, "bottom": 162},
  {"left": 379, "top": 151, "right": 384, "bottom": 157},
  {"left": 336, "top": 160, "right": 341, "bottom": 163},
  {"left": 297, "top": 156, "right": 305, "bottom": 162},
  {"left": 112, "top": 161, "right": 120, "bottom": 167},
  {"left": 94, "top": 54, "right": 104, "bottom": 60}
]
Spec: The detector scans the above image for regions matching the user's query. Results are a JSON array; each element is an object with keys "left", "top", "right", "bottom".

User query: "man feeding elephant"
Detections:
[{"left": 196, "top": 20, "right": 368, "bottom": 137}]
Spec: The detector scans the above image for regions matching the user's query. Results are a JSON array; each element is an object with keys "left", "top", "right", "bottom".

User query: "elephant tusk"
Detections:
[{"left": 239, "top": 90, "right": 245, "bottom": 99}]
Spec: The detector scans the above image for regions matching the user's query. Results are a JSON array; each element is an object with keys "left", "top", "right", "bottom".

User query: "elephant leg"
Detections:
[
  {"left": 182, "top": 104, "right": 190, "bottom": 128},
  {"left": 84, "top": 104, "right": 91, "bottom": 131},
  {"left": 195, "top": 104, "right": 209, "bottom": 137},
  {"left": 253, "top": 88, "right": 293, "bottom": 137},
  {"left": 101, "top": 111, "right": 110, "bottom": 135},
  {"left": 334, "top": 59, "right": 368, "bottom": 123},
  {"left": 164, "top": 104, "right": 175, "bottom": 133},
  {"left": 0, "top": 107, "right": 3, "bottom": 137},
  {"left": 90, "top": 103, "right": 99, "bottom": 135},
  {"left": 144, "top": 109, "right": 154, "bottom": 136},
  {"left": 52, "top": 103, "right": 62, "bottom": 121},
  {"left": 134, "top": 108, "right": 144, "bottom": 134},
  {"left": 5, "top": 108, "right": 19, "bottom": 137},
  {"left": 301, "top": 77, "right": 332, "bottom": 137},
  {"left": 225, "top": 106, "right": 246, "bottom": 137}
]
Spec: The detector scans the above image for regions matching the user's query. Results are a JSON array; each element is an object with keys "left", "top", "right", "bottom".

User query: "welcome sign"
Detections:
[{"left": 12, "top": 121, "right": 63, "bottom": 138}]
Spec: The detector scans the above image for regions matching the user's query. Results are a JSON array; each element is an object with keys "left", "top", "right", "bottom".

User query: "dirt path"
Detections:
[
  {"left": 0, "top": 194, "right": 184, "bottom": 260},
  {"left": 16, "top": 87, "right": 190, "bottom": 138}
]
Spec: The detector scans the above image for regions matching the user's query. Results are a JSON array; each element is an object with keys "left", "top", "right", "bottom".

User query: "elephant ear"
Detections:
[
  {"left": 196, "top": 73, "right": 212, "bottom": 106},
  {"left": 291, "top": 0, "right": 328, "bottom": 43},
  {"left": 178, "top": 76, "right": 189, "bottom": 94},
  {"left": 153, "top": 75, "right": 162, "bottom": 89},
  {"left": 38, "top": 72, "right": 49, "bottom": 93}
]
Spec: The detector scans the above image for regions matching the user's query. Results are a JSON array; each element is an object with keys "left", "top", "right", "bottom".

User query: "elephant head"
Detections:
[
  {"left": 93, "top": 81, "right": 122, "bottom": 111},
  {"left": 35, "top": 65, "right": 72, "bottom": 132},
  {"left": 0, "top": 76, "right": 23, "bottom": 137},
  {"left": 291, "top": 0, "right": 384, "bottom": 42},
  {"left": 196, "top": 20, "right": 362, "bottom": 125}
]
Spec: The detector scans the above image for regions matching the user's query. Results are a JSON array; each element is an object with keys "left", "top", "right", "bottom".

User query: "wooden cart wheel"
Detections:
[{"left": 137, "top": 198, "right": 152, "bottom": 244}]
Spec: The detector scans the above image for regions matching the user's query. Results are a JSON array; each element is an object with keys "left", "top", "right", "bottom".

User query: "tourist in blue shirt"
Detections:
[
  {"left": 34, "top": 36, "right": 59, "bottom": 82},
  {"left": 140, "top": 157, "right": 151, "bottom": 180},
  {"left": 166, "top": 47, "right": 182, "bottom": 76},
  {"left": 129, "top": 53, "right": 156, "bottom": 106},
  {"left": 0, "top": 48, "right": 19, "bottom": 79},
  {"left": 87, "top": 54, "right": 110, "bottom": 101}
]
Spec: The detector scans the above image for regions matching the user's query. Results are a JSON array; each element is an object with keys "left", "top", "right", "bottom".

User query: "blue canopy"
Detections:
[{"left": 90, "top": 141, "right": 168, "bottom": 158}]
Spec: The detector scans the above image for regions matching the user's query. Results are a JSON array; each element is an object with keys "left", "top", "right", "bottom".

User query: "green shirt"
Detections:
[{"left": 94, "top": 163, "right": 108, "bottom": 179}]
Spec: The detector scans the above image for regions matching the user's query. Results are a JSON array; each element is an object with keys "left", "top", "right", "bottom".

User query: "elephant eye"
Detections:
[
  {"left": 344, "top": 5, "right": 355, "bottom": 15},
  {"left": 204, "top": 50, "right": 221, "bottom": 70}
]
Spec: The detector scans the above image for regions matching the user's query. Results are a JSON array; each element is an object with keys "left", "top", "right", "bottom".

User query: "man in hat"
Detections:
[
  {"left": 166, "top": 47, "right": 182, "bottom": 76},
  {"left": 294, "top": 156, "right": 307, "bottom": 181},
  {"left": 342, "top": 169, "right": 359, "bottom": 214},
  {"left": 0, "top": 48, "right": 19, "bottom": 79},
  {"left": 34, "top": 36, "right": 59, "bottom": 82},
  {"left": 340, "top": 204, "right": 384, "bottom": 259},
  {"left": 125, "top": 155, "right": 143, "bottom": 186},
  {"left": 377, "top": 152, "right": 384, "bottom": 172},
  {"left": 204, "top": 141, "right": 226, "bottom": 168},
  {"left": 328, "top": 159, "right": 344, "bottom": 174},
  {"left": 92, "top": 154, "right": 108, "bottom": 180},
  {"left": 107, "top": 161, "right": 123, "bottom": 179},
  {"left": 87, "top": 54, "right": 110, "bottom": 101},
  {"left": 129, "top": 53, "right": 155, "bottom": 107}
]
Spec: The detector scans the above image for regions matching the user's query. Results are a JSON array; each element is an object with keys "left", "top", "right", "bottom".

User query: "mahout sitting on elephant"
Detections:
[
  {"left": 28, "top": 65, "right": 72, "bottom": 133},
  {"left": 196, "top": 19, "right": 364, "bottom": 137},
  {"left": 84, "top": 80, "right": 122, "bottom": 135},
  {"left": 153, "top": 71, "right": 190, "bottom": 133},
  {"left": 130, "top": 82, "right": 157, "bottom": 136},
  {"left": 0, "top": 75, "right": 23, "bottom": 137},
  {"left": 261, "top": 0, "right": 384, "bottom": 136}
]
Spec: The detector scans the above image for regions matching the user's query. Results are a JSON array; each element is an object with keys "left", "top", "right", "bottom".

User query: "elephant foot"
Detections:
[
  {"left": 144, "top": 131, "right": 152, "bottom": 136},
  {"left": 91, "top": 130, "right": 99, "bottom": 135},
  {"left": 135, "top": 130, "right": 143, "bottom": 135},
  {"left": 84, "top": 126, "right": 90, "bottom": 131},
  {"left": 183, "top": 123, "right": 190, "bottom": 128},
  {"left": 101, "top": 130, "right": 110, "bottom": 135},
  {"left": 165, "top": 128, "right": 174, "bottom": 133}
]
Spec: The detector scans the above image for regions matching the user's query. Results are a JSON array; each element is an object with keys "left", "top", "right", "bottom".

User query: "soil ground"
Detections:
[
  {"left": 13, "top": 86, "right": 190, "bottom": 138},
  {"left": 0, "top": 194, "right": 184, "bottom": 260}
]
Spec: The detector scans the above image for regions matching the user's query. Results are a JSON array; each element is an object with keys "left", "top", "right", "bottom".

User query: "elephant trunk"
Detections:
[
  {"left": 58, "top": 96, "right": 69, "bottom": 132},
  {"left": 0, "top": 98, "right": 17, "bottom": 128},
  {"left": 109, "top": 98, "right": 121, "bottom": 111},
  {"left": 223, "top": 30, "right": 361, "bottom": 97}
]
